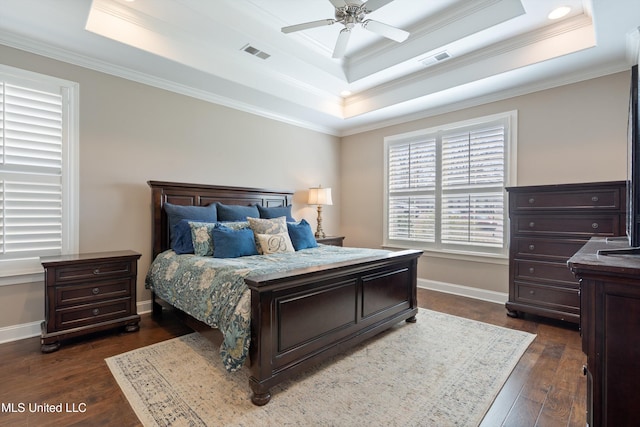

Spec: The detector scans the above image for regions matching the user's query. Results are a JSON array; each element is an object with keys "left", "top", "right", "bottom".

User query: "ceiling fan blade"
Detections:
[
  {"left": 362, "top": 19, "right": 409, "bottom": 42},
  {"left": 332, "top": 28, "right": 351, "bottom": 58},
  {"left": 361, "top": 0, "right": 394, "bottom": 13},
  {"left": 281, "top": 19, "right": 336, "bottom": 34},
  {"left": 328, "top": 0, "right": 347, "bottom": 8}
]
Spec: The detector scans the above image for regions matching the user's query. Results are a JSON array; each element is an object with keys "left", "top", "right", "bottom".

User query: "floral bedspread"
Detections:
[{"left": 145, "top": 245, "right": 389, "bottom": 372}]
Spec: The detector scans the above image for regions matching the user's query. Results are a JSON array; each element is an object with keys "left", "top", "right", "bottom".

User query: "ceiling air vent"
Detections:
[
  {"left": 419, "top": 51, "right": 451, "bottom": 67},
  {"left": 241, "top": 44, "right": 271, "bottom": 60}
]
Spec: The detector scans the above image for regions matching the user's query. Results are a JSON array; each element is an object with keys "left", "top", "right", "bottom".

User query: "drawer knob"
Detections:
[
  {"left": 92, "top": 287, "right": 100, "bottom": 295},
  {"left": 529, "top": 290, "right": 535, "bottom": 295},
  {"left": 92, "top": 308, "right": 100, "bottom": 316},
  {"left": 528, "top": 244, "right": 535, "bottom": 251},
  {"left": 528, "top": 197, "right": 535, "bottom": 204},
  {"left": 528, "top": 267, "right": 535, "bottom": 274},
  {"left": 529, "top": 222, "right": 535, "bottom": 228},
  {"left": 592, "top": 222, "right": 599, "bottom": 229},
  {"left": 93, "top": 268, "right": 100, "bottom": 275},
  {"left": 591, "top": 196, "right": 599, "bottom": 202}
]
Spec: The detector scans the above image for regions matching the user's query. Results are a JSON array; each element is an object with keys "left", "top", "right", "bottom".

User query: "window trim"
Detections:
[
  {"left": 383, "top": 111, "right": 518, "bottom": 260},
  {"left": 0, "top": 64, "right": 79, "bottom": 286}
]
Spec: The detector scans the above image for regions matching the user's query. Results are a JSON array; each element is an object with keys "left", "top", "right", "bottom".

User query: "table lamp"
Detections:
[{"left": 308, "top": 185, "right": 333, "bottom": 238}]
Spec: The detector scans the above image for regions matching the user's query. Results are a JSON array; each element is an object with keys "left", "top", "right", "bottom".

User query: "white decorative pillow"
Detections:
[
  {"left": 247, "top": 216, "right": 288, "bottom": 253},
  {"left": 256, "top": 232, "right": 295, "bottom": 254}
]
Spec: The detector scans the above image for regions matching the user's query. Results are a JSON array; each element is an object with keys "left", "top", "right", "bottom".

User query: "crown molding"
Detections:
[
  {"left": 0, "top": 32, "right": 342, "bottom": 136},
  {"left": 340, "top": 62, "right": 628, "bottom": 137}
]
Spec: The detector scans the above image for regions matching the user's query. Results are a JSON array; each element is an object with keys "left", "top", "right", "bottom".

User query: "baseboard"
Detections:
[
  {"left": 418, "top": 278, "right": 508, "bottom": 305},
  {"left": 0, "top": 321, "right": 42, "bottom": 344},
  {"left": 0, "top": 287, "right": 504, "bottom": 345},
  {"left": 137, "top": 299, "right": 153, "bottom": 314}
]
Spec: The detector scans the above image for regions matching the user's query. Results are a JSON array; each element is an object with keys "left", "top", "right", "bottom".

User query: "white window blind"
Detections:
[
  {"left": 385, "top": 113, "right": 514, "bottom": 257},
  {"left": 0, "top": 65, "right": 78, "bottom": 284},
  {"left": 387, "top": 139, "right": 436, "bottom": 242}
]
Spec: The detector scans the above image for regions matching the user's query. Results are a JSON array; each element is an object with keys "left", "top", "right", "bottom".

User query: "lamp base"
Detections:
[{"left": 315, "top": 205, "right": 326, "bottom": 239}]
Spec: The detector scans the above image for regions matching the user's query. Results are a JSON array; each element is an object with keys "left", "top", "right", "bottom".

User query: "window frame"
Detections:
[
  {"left": 0, "top": 64, "right": 79, "bottom": 286},
  {"left": 383, "top": 111, "right": 517, "bottom": 260}
]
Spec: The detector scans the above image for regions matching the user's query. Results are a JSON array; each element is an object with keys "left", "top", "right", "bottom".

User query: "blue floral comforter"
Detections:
[{"left": 145, "top": 245, "right": 390, "bottom": 372}]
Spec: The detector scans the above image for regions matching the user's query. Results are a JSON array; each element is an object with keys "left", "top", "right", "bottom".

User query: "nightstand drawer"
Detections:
[
  {"left": 55, "top": 279, "right": 132, "bottom": 306},
  {"left": 52, "top": 260, "right": 134, "bottom": 284},
  {"left": 55, "top": 298, "right": 132, "bottom": 330}
]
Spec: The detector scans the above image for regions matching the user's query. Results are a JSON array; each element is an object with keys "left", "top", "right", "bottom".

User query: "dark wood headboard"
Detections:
[{"left": 148, "top": 181, "right": 293, "bottom": 258}]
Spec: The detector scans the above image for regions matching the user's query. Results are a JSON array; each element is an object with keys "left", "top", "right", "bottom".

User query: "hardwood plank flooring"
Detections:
[{"left": 0, "top": 289, "right": 585, "bottom": 426}]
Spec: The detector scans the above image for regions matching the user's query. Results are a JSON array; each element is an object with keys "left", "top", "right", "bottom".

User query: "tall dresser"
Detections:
[{"left": 505, "top": 181, "right": 626, "bottom": 323}]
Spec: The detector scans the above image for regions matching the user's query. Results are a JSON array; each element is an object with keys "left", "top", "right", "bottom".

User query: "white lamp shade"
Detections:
[{"left": 308, "top": 187, "right": 333, "bottom": 205}]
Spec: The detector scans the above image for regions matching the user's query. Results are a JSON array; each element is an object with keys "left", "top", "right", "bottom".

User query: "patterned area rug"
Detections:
[{"left": 106, "top": 309, "right": 535, "bottom": 427}]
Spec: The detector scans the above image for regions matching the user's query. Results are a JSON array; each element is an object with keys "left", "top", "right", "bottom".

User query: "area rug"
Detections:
[{"left": 106, "top": 309, "right": 535, "bottom": 427}]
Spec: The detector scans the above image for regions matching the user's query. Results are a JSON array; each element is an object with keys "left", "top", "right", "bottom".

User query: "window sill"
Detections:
[
  {"left": 382, "top": 244, "right": 509, "bottom": 265},
  {"left": 0, "top": 259, "right": 45, "bottom": 286}
]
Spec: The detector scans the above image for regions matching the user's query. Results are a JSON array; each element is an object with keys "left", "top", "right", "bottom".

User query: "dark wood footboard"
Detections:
[{"left": 244, "top": 249, "right": 422, "bottom": 405}]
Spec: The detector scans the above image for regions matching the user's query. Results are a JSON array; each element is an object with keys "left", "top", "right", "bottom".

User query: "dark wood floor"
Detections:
[{"left": 0, "top": 289, "right": 585, "bottom": 427}]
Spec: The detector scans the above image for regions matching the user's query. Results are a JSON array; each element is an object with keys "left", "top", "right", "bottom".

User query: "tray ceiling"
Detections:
[{"left": 1, "top": 0, "right": 639, "bottom": 135}]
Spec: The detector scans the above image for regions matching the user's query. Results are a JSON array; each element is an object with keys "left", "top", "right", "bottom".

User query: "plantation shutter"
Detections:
[
  {"left": 387, "top": 139, "right": 436, "bottom": 242},
  {"left": 385, "top": 114, "right": 510, "bottom": 256},
  {"left": 441, "top": 124, "right": 505, "bottom": 247},
  {"left": 0, "top": 80, "right": 64, "bottom": 259}
]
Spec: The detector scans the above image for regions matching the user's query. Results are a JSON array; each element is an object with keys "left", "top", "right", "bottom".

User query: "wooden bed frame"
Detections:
[{"left": 148, "top": 180, "right": 422, "bottom": 405}]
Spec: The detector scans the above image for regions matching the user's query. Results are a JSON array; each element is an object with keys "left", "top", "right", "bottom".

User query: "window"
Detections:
[
  {"left": 0, "top": 65, "right": 78, "bottom": 285},
  {"left": 384, "top": 111, "right": 516, "bottom": 258}
]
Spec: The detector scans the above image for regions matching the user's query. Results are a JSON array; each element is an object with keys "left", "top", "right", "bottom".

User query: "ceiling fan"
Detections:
[{"left": 281, "top": 0, "right": 410, "bottom": 59}]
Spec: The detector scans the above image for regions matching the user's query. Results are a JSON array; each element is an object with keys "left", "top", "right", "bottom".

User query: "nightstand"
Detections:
[
  {"left": 316, "top": 236, "right": 345, "bottom": 247},
  {"left": 40, "top": 250, "right": 141, "bottom": 353}
]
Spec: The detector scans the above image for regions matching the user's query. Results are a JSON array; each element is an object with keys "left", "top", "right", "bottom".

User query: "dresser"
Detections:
[
  {"left": 505, "top": 181, "right": 626, "bottom": 323},
  {"left": 40, "top": 250, "right": 141, "bottom": 353},
  {"left": 568, "top": 237, "right": 640, "bottom": 427}
]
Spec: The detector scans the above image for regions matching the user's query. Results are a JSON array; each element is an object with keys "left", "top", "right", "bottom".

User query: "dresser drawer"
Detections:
[
  {"left": 511, "top": 187, "right": 622, "bottom": 211},
  {"left": 514, "top": 259, "right": 578, "bottom": 285},
  {"left": 513, "top": 215, "right": 620, "bottom": 237},
  {"left": 55, "top": 279, "right": 132, "bottom": 307},
  {"left": 51, "top": 260, "right": 134, "bottom": 284},
  {"left": 54, "top": 298, "right": 132, "bottom": 330},
  {"left": 512, "top": 237, "right": 588, "bottom": 261},
  {"left": 514, "top": 282, "right": 580, "bottom": 313}
]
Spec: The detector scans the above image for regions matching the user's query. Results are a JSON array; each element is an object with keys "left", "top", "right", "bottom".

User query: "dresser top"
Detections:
[
  {"left": 40, "top": 250, "right": 141, "bottom": 266},
  {"left": 568, "top": 237, "right": 640, "bottom": 275},
  {"left": 506, "top": 180, "right": 626, "bottom": 193}
]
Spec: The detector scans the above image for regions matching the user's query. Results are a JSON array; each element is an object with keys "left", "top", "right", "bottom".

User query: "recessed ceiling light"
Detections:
[
  {"left": 340, "top": 90, "right": 352, "bottom": 97},
  {"left": 548, "top": 6, "right": 571, "bottom": 20}
]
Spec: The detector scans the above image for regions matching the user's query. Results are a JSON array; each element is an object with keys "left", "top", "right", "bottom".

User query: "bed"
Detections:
[{"left": 146, "top": 180, "right": 422, "bottom": 405}]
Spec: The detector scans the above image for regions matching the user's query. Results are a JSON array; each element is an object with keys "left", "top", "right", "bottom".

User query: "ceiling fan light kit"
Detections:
[{"left": 281, "top": 0, "right": 410, "bottom": 58}]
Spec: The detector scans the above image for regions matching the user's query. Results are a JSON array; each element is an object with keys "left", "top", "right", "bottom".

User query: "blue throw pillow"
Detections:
[
  {"left": 216, "top": 202, "right": 260, "bottom": 221},
  {"left": 257, "top": 205, "right": 295, "bottom": 222},
  {"left": 164, "top": 202, "right": 217, "bottom": 245},
  {"left": 172, "top": 219, "right": 196, "bottom": 254},
  {"left": 212, "top": 225, "right": 259, "bottom": 258},
  {"left": 287, "top": 219, "right": 318, "bottom": 250}
]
